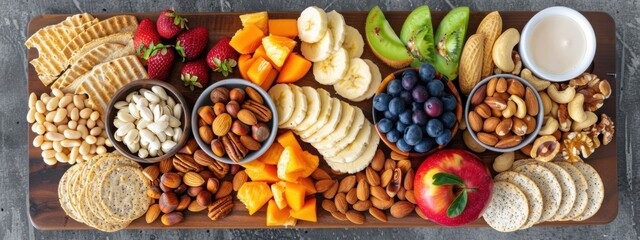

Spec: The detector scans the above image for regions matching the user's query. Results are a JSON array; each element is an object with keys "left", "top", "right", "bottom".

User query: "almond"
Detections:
[
  {"left": 323, "top": 181, "right": 339, "bottom": 199},
  {"left": 380, "top": 169, "right": 393, "bottom": 188},
  {"left": 371, "top": 195, "right": 394, "bottom": 210},
  {"left": 397, "top": 187, "right": 407, "bottom": 200},
  {"left": 468, "top": 111, "right": 483, "bottom": 132},
  {"left": 346, "top": 210, "right": 365, "bottom": 224},
  {"left": 390, "top": 201, "right": 415, "bottom": 218},
  {"left": 474, "top": 103, "right": 492, "bottom": 119},
  {"left": 495, "top": 135, "right": 523, "bottom": 148},
  {"left": 477, "top": 132, "right": 499, "bottom": 146},
  {"left": 236, "top": 109, "right": 257, "bottom": 126},
  {"left": 212, "top": 113, "right": 232, "bottom": 136},
  {"left": 143, "top": 165, "right": 160, "bottom": 181},
  {"left": 370, "top": 150, "right": 385, "bottom": 171},
  {"left": 356, "top": 179, "right": 370, "bottom": 201},
  {"left": 369, "top": 207, "right": 388, "bottom": 222},
  {"left": 404, "top": 169, "right": 414, "bottom": 190},
  {"left": 338, "top": 175, "right": 356, "bottom": 193},
  {"left": 390, "top": 151, "right": 408, "bottom": 161},
  {"left": 214, "top": 181, "right": 232, "bottom": 199},
  {"left": 322, "top": 199, "right": 338, "bottom": 213},
  {"left": 206, "top": 178, "right": 219, "bottom": 194},
  {"left": 483, "top": 117, "right": 501, "bottom": 132},
  {"left": 232, "top": 170, "right": 248, "bottom": 191},
  {"left": 484, "top": 96, "right": 507, "bottom": 110},
  {"left": 405, "top": 189, "right": 416, "bottom": 204},
  {"left": 187, "top": 200, "right": 207, "bottom": 212},
  {"left": 365, "top": 167, "right": 380, "bottom": 186},
  {"left": 507, "top": 78, "right": 525, "bottom": 97},
  {"left": 496, "top": 77, "right": 508, "bottom": 93},
  {"left": 346, "top": 188, "right": 358, "bottom": 205},
  {"left": 355, "top": 172, "right": 365, "bottom": 183},
  {"left": 334, "top": 192, "right": 348, "bottom": 214},
  {"left": 397, "top": 160, "right": 412, "bottom": 174},
  {"left": 239, "top": 135, "right": 261, "bottom": 151},
  {"left": 145, "top": 204, "right": 161, "bottom": 223},
  {"left": 178, "top": 138, "right": 199, "bottom": 155},
  {"left": 512, "top": 117, "right": 528, "bottom": 136},
  {"left": 159, "top": 157, "right": 173, "bottom": 173},
  {"left": 495, "top": 118, "right": 513, "bottom": 136},
  {"left": 315, "top": 179, "right": 336, "bottom": 193},
  {"left": 524, "top": 87, "right": 539, "bottom": 116},
  {"left": 311, "top": 168, "right": 331, "bottom": 180},
  {"left": 183, "top": 172, "right": 205, "bottom": 187},
  {"left": 370, "top": 185, "right": 390, "bottom": 201},
  {"left": 416, "top": 207, "right": 429, "bottom": 220},
  {"left": 331, "top": 211, "right": 348, "bottom": 221},
  {"left": 384, "top": 158, "right": 396, "bottom": 171},
  {"left": 352, "top": 200, "right": 372, "bottom": 212},
  {"left": 486, "top": 78, "right": 498, "bottom": 97},
  {"left": 199, "top": 125, "right": 214, "bottom": 144},
  {"left": 471, "top": 84, "right": 487, "bottom": 106}
]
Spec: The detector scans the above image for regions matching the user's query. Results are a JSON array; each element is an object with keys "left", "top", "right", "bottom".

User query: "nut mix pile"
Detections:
[{"left": 197, "top": 86, "right": 272, "bottom": 162}]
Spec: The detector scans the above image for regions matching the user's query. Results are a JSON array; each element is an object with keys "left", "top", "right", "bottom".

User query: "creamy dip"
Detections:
[{"left": 528, "top": 15, "right": 587, "bottom": 75}]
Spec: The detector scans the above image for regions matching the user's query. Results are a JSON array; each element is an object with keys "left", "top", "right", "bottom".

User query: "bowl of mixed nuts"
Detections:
[
  {"left": 191, "top": 79, "right": 277, "bottom": 164},
  {"left": 464, "top": 74, "right": 544, "bottom": 152},
  {"left": 105, "top": 80, "right": 191, "bottom": 163}
]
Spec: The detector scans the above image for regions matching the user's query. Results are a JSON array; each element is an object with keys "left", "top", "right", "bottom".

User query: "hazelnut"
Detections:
[
  {"left": 198, "top": 125, "right": 214, "bottom": 144},
  {"left": 147, "top": 186, "right": 162, "bottom": 199},
  {"left": 159, "top": 182, "right": 172, "bottom": 192},
  {"left": 211, "top": 139, "right": 225, "bottom": 157},
  {"left": 173, "top": 183, "right": 187, "bottom": 195},
  {"left": 213, "top": 102, "right": 226, "bottom": 116},
  {"left": 530, "top": 135, "right": 560, "bottom": 162},
  {"left": 210, "top": 88, "right": 229, "bottom": 104},
  {"left": 229, "top": 88, "right": 246, "bottom": 102},
  {"left": 198, "top": 106, "right": 215, "bottom": 125},
  {"left": 225, "top": 101, "right": 241, "bottom": 118},
  {"left": 188, "top": 186, "right": 204, "bottom": 197},
  {"left": 207, "top": 178, "right": 220, "bottom": 194},
  {"left": 252, "top": 123, "right": 270, "bottom": 142},
  {"left": 231, "top": 120, "right": 250, "bottom": 136},
  {"left": 161, "top": 172, "right": 182, "bottom": 189},
  {"left": 161, "top": 212, "right": 184, "bottom": 226},
  {"left": 159, "top": 192, "right": 178, "bottom": 213},
  {"left": 176, "top": 195, "right": 191, "bottom": 211},
  {"left": 198, "top": 118, "right": 208, "bottom": 127},
  {"left": 197, "top": 190, "right": 213, "bottom": 207}
]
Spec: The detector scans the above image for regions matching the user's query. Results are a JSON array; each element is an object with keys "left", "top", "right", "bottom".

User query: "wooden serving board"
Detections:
[{"left": 27, "top": 11, "right": 617, "bottom": 230}]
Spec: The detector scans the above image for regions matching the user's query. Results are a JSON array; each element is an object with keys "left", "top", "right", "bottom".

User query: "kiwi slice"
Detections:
[
  {"left": 433, "top": 6, "right": 469, "bottom": 80},
  {"left": 400, "top": 5, "right": 436, "bottom": 66},
  {"left": 365, "top": 6, "right": 413, "bottom": 68}
]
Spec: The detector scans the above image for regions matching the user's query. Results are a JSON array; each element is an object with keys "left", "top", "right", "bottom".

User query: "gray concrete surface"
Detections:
[{"left": 2, "top": 0, "right": 638, "bottom": 239}]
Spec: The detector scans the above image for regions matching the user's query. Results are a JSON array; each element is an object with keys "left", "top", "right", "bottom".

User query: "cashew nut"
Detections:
[
  {"left": 492, "top": 28, "right": 520, "bottom": 72},
  {"left": 509, "top": 95, "right": 527, "bottom": 119},
  {"left": 520, "top": 68, "right": 551, "bottom": 91},
  {"left": 463, "top": 131, "right": 485, "bottom": 153},
  {"left": 539, "top": 91, "right": 552, "bottom": 116},
  {"left": 568, "top": 93, "right": 587, "bottom": 122},
  {"left": 511, "top": 51, "right": 522, "bottom": 75},
  {"left": 502, "top": 100, "right": 516, "bottom": 118},
  {"left": 550, "top": 101, "right": 559, "bottom": 118},
  {"left": 571, "top": 111, "right": 598, "bottom": 131},
  {"left": 493, "top": 151, "right": 515, "bottom": 172},
  {"left": 539, "top": 116, "right": 559, "bottom": 135},
  {"left": 547, "top": 84, "right": 576, "bottom": 104}
]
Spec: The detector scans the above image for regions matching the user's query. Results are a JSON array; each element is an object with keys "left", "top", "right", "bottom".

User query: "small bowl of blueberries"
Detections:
[{"left": 372, "top": 63, "right": 463, "bottom": 157}]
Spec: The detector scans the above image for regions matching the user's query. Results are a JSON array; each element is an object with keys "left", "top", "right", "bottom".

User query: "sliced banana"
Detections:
[
  {"left": 311, "top": 102, "right": 355, "bottom": 149},
  {"left": 293, "top": 86, "right": 321, "bottom": 132},
  {"left": 296, "top": 88, "right": 332, "bottom": 139},
  {"left": 342, "top": 25, "right": 364, "bottom": 58},
  {"left": 325, "top": 125, "right": 380, "bottom": 174},
  {"left": 352, "top": 59, "right": 382, "bottom": 102},
  {"left": 297, "top": 6, "right": 328, "bottom": 43},
  {"left": 279, "top": 84, "right": 307, "bottom": 129},
  {"left": 324, "top": 121, "right": 372, "bottom": 163},
  {"left": 268, "top": 84, "right": 295, "bottom": 126},
  {"left": 327, "top": 10, "right": 346, "bottom": 52},
  {"left": 316, "top": 107, "right": 364, "bottom": 151},
  {"left": 312, "top": 47, "right": 349, "bottom": 85},
  {"left": 301, "top": 30, "right": 335, "bottom": 62},
  {"left": 304, "top": 99, "right": 345, "bottom": 143},
  {"left": 334, "top": 58, "right": 372, "bottom": 100}
]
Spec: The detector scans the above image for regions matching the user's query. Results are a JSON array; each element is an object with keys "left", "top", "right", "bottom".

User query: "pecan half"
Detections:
[
  {"left": 207, "top": 195, "right": 233, "bottom": 221},
  {"left": 221, "top": 135, "right": 242, "bottom": 163},
  {"left": 242, "top": 100, "right": 272, "bottom": 122},
  {"left": 173, "top": 154, "right": 202, "bottom": 173}
]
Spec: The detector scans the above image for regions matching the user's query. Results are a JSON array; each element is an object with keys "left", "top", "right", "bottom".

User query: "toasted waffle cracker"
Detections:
[
  {"left": 67, "top": 32, "right": 134, "bottom": 65},
  {"left": 54, "top": 43, "right": 125, "bottom": 91},
  {"left": 62, "top": 15, "right": 138, "bottom": 63}
]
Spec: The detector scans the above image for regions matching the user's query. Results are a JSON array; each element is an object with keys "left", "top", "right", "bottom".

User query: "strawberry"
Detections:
[
  {"left": 157, "top": 9, "right": 188, "bottom": 39},
  {"left": 142, "top": 43, "right": 176, "bottom": 81},
  {"left": 175, "top": 26, "right": 209, "bottom": 61},
  {"left": 134, "top": 18, "right": 162, "bottom": 57},
  {"left": 206, "top": 37, "right": 238, "bottom": 77},
  {"left": 181, "top": 60, "right": 211, "bottom": 90}
]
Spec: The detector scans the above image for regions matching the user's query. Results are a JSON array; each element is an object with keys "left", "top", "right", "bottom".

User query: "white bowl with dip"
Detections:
[{"left": 519, "top": 6, "right": 596, "bottom": 82}]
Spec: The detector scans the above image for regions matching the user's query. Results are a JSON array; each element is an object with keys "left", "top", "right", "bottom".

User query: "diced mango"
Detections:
[
  {"left": 271, "top": 181, "right": 288, "bottom": 209},
  {"left": 256, "top": 142, "right": 284, "bottom": 165},
  {"left": 266, "top": 199, "right": 297, "bottom": 227},
  {"left": 276, "top": 53, "right": 311, "bottom": 83},
  {"left": 299, "top": 151, "right": 319, "bottom": 178},
  {"left": 238, "top": 54, "right": 254, "bottom": 80},
  {"left": 260, "top": 67, "right": 278, "bottom": 91},
  {"left": 262, "top": 35, "right": 297, "bottom": 68},
  {"left": 245, "top": 164, "right": 280, "bottom": 183},
  {"left": 295, "top": 177, "right": 317, "bottom": 195},
  {"left": 229, "top": 24, "right": 264, "bottom": 54},
  {"left": 276, "top": 131, "right": 302, "bottom": 150},
  {"left": 248, "top": 56, "right": 273, "bottom": 86},
  {"left": 253, "top": 45, "right": 281, "bottom": 72},
  {"left": 277, "top": 146, "right": 307, "bottom": 182},
  {"left": 237, "top": 182, "right": 273, "bottom": 215},
  {"left": 290, "top": 198, "right": 317, "bottom": 222},
  {"left": 284, "top": 182, "right": 306, "bottom": 211},
  {"left": 268, "top": 19, "right": 298, "bottom": 38},
  {"left": 239, "top": 11, "right": 269, "bottom": 34}
]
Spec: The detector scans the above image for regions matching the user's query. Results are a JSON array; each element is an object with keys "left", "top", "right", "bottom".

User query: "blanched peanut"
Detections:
[
  {"left": 33, "top": 135, "right": 44, "bottom": 147},
  {"left": 35, "top": 112, "right": 45, "bottom": 124},
  {"left": 85, "top": 135, "right": 97, "bottom": 145},
  {"left": 51, "top": 89, "right": 63, "bottom": 97},
  {"left": 79, "top": 108, "right": 92, "bottom": 119},
  {"left": 53, "top": 141, "right": 63, "bottom": 152},
  {"left": 90, "top": 127, "right": 102, "bottom": 136},
  {"left": 68, "top": 120, "right": 77, "bottom": 130},
  {"left": 46, "top": 97, "right": 60, "bottom": 111},
  {"left": 43, "top": 157, "right": 57, "bottom": 166},
  {"left": 29, "top": 93, "right": 37, "bottom": 109},
  {"left": 58, "top": 95, "right": 72, "bottom": 108},
  {"left": 27, "top": 109, "right": 36, "bottom": 123},
  {"left": 53, "top": 108, "right": 67, "bottom": 123},
  {"left": 73, "top": 95, "right": 85, "bottom": 109},
  {"left": 40, "top": 141, "right": 52, "bottom": 150}
]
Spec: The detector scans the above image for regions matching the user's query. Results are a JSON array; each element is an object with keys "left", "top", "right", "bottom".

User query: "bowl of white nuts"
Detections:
[{"left": 105, "top": 80, "right": 191, "bottom": 163}]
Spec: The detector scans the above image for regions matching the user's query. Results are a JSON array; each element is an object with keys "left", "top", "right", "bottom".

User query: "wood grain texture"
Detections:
[{"left": 27, "top": 11, "right": 617, "bottom": 230}]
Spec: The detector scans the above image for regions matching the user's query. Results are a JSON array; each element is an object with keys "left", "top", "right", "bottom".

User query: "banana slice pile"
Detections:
[
  {"left": 298, "top": 6, "right": 381, "bottom": 102},
  {"left": 269, "top": 84, "right": 380, "bottom": 173}
]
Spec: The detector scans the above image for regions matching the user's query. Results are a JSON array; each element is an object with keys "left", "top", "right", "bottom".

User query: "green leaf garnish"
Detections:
[
  {"left": 447, "top": 190, "right": 467, "bottom": 218},
  {"left": 432, "top": 172, "right": 464, "bottom": 186}
]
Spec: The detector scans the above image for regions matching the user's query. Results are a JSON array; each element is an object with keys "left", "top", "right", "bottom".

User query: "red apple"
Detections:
[{"left": 414, "top": 149, "right": 493, "bottom": 226}]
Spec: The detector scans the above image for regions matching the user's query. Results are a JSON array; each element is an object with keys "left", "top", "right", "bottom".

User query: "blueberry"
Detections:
[
  {"left": 412, "top": 111, "right": 428, "bottom": 125},
  {"left": 440, "top": 93, "right": 457, "bottom": 112},
  {"left": 387, "top": 79, "right": 403, "bottom": 96},
  {"left": 377, "top": 118, "right": 393, "bottom": 133},
  {"left": 411, "top": 102, "right": 422, "bottom": 112},
  {"left": 396, "top": 139, "right": 413, "bottom": 152},
  {"left": 400, "top": 90, "right": 413, "bottom": 104},
  {"left": 373, "top": 93, "right": 392, "bottom": 112},
  {"left": 402, "top": 73, "right": 418, "bottom": 90},
  {"left": 414, "top": 138, "right": 436, "bottom": 153},
  {"left": 388, "top": 97, "right": 405, "bottom": 115},
  {"left": 396, "top": 121, "right": 407, "bottom": 132},
  {"left": 403, "top": 124, "right": 423, "bottom": 146},
  {"left": 384, "top": 110, "right": 398, "bottom": 121},
  {"left": 426, "top": 118, "right": 444, "bottom": 138},
  {"left": 440, "top": 111, "right": 457, "bottom": 129},
  {"left": 427, "top": 80, "right": 445, "bottom": 97},
  {"left": 419, "top": 63, "right": 435, "bottom": 82},
  {"left": 402, "top": 69, "right": 418, "bottom": 78},
  {"left": 435, "top": 129, "right": 452, "bottom": 146},
  {"left": 412, "top": 85, "right": 430, "bottom": 103},
  {"left": 424, "top": 97, "right": 443, "bottom": 117},
  {"left": 386, "top": 130, "right": 401, "bottom": 143},
  {"left": 399, "top": 110, "right": 413, "bottom": 125}
]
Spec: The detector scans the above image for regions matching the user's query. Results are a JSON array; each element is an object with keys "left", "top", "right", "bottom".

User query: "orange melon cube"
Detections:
[
  {"left": 276, "top": 131, "right": 302, "bottom": 150},
  {"left": 253, "top": 45, "right": 281, "bottom": 72},
  {"left": 277, "top": 146, "right": 308, "bottom": 182},
  {"left": 239, "top": 12, "right": 269, "bottom": 34},
  {"left": 245, "top": 164, "right": 280, "bottom": 183},
  {"left": 276, "top": 53, "right": 311, "bottom": 83},
  {"left": 262, "top": 35, "right": 297, "bottom": 68},
  {"left": 295, "top": 177, "right": 317, "bottom": 195},
  {"left": 240, "top": 158, "right": 266, "bottom": 171},
  {"left": 238, "top": 54, "right": 255, "bottom": 80},
  {"left": 266, "top": 200, "right": 297, "bottom": 227},
  {"left": 229, "top": 24, "right": 264, "bottom": 54},
  {"left": 256, "top": 142, "right": 284, "bottom": 165},
  {"left": 268, "top": 19, "right": 298, "bottom": 38},
  {"left": 260, "top": 67, "right": 278, "bottom": 91},
  {"left": 284, "top": 182, "right": 306, "bottom": 211},
  {"left": 271, "top": 181, "right": 288, "bottom": 209},
  {"left": 290, "top": 198, "right": 317, "bottom": 222},
  {"left": 237, "top": 182, "right": 273, "bottom": 215},
  {"left": 299, "top": 151, "right": 319, "bottom": 178},
  {"left": 248, "top": 56, "right": 273, "bottom": 86}
]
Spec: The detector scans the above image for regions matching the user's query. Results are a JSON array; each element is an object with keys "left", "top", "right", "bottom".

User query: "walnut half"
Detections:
[{"left": 562, "top": 132, "right": 595, "bottom": 162}]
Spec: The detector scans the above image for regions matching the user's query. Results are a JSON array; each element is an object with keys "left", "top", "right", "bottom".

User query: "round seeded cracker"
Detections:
[
  {"left": 514, "top": 164, "right": 561, "bottom": 223},
  {"left": 58, "top": 164, "right": 83, "bottom": 223},
  {"left": 572, "top": 162, "right": 604, "bottom": 221},
  {"left": 555, "top": 162, "right": 589, "bottom": 221},
  {"left": 525, "top": 161, "right": 577, "bottom": 221},
  {"left": 98, "top": 165, "right": 150, "bottom": 222},
  {"left": 482, "top": 181, "right": 529, "bottom": 232},
  {"left": 494, "top": 171, "right": 543, "bottom": 229}
]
